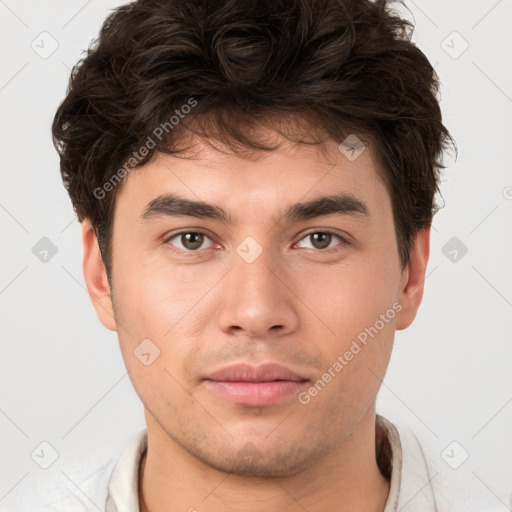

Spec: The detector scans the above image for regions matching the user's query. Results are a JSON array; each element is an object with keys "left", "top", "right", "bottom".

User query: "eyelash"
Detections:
[{"left": 163, "top": 228, "right": 349, "bottom": 255}]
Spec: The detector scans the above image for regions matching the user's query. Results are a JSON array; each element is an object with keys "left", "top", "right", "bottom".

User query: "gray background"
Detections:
[{"left": 1, "top": 0, "right": 511, "bottom": 508}]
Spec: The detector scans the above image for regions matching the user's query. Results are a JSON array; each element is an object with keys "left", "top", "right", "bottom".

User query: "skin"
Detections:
[{"left": 82, "top": 126, "right": 429, "bottom": 512}]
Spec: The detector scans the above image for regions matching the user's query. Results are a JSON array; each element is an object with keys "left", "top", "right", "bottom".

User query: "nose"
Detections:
[{"left": 216, "top": 246, "right": 300, "bottom": 340}]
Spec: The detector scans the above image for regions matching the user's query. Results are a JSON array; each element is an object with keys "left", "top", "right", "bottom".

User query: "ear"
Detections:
[
  {"left": 396, "top": 226, "right": 431, "bottom": 330},
  {"left": 82, "top": 219, "right": 117, "bottom": 331}
]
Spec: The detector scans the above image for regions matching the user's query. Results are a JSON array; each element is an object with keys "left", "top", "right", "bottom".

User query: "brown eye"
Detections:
[
  {"left": 167, "top": 231, "right": 213, "bottom": 252},
  {"left": 296, "top": 231, "right": 344, "bottom": 251},
  {"left": 181, "top": 233, "right": 204, "bottom": 250},
  {"left": 309, "top": 232, "right": 332, "bottom": 249}
]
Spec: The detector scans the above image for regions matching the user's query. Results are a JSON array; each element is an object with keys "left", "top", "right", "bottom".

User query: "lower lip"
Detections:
[{"left": 204, "top": 380, "right": 307, "bottom": 406}]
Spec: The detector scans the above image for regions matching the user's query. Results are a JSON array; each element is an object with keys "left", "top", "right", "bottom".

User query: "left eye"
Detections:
[{"left": 295, "top": 231, "right": 343, "bottom": 251}]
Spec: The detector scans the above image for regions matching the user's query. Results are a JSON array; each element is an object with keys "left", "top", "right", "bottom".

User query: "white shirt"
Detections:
[{"left": 1, "top": 415, "right": 506, "bottom": 511}]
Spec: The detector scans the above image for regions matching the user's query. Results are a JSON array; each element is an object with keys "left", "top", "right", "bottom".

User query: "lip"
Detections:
[{"left": 203, "top": 363, "right": 309, "bottom": 406}]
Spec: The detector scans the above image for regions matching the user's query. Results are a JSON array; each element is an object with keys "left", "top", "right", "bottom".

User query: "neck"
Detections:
[{"left": 139, "top": 407, "right": 391, "bottom": 512}]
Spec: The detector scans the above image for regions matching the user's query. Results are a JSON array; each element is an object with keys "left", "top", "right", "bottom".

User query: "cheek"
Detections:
[
  {"left": 113, "top": 252, "right": 189, "bottom": 327},
  {"left": 302, "top": 256, "right": 401, "bottom": 339},
  {"left": 111, "top": 262, "right": 197, "bottom": 408},
  {"left": 111, "top": 257, "right": 218, "bottom": 366},
  {"left": 296, "top": 253, "right": 400, "bottom": 399}
]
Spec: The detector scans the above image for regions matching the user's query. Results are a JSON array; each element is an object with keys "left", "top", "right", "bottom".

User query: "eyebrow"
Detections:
[{"left": 140, "top": 193, "right": 368, "bottom": 224}]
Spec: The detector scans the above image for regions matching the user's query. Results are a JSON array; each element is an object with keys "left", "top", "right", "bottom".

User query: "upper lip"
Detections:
[{"left": 204, "top": 363, "right": 308, "bottom": 383}]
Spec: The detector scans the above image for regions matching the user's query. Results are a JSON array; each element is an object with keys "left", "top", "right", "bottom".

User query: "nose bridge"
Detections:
[
  {"left": 235, "top": 241, "right": 280, "bottom": 297},
  {"left": 217, "top": 238, "right": 299, "bottom": 338}
]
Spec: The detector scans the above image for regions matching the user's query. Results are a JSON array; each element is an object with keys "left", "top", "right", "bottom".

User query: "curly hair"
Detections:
[{"left": 52, "top": 0, "right": 454, "bottom": 277}]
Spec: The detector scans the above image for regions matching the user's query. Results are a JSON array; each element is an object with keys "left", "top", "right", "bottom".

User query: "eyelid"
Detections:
[
  {"left": 163, "top": 228, "right": 218, "bottom": 252},
  {"left": 164, "top": 228, "right": 213, "bottom": 241},
  {"left": 293, "top": 228, "right": 349, "bottom": 251},
  {"left": 163, "top": 227, "right": 350, "bottom": 253}
]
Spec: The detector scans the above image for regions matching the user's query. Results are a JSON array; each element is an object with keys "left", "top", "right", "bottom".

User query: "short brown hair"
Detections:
[{"left": 52, "top": 0, "right": 454, "bottom": 277}]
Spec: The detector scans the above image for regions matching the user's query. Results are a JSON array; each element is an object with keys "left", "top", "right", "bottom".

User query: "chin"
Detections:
[{"left": 189, "top": 440, "right": 329, "bottom": 478}]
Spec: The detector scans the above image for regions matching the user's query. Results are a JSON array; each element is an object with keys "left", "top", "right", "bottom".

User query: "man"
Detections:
[{"left": 5, "top": 0, "right": 501, "bottom": 510}]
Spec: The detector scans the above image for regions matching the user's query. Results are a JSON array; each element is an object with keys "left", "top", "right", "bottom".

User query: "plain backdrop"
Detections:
[{"left": 1, "top": 0, "right": 511, "bottom": 507}]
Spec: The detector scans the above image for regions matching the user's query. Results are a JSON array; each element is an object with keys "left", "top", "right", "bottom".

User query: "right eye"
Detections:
[{"left": 165, "top": 231, "right": 216, "bottom": 252}]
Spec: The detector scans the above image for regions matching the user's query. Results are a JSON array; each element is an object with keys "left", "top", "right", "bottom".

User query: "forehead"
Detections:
[{"left": 114, "top": 132, "right": 391, "bottom": 223}]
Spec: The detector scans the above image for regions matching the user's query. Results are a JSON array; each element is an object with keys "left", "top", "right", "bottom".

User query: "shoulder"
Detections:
[
  {"left": 1, "top": 429, "right": 148, "bottom": 512},
  {"left": 1, "top": 452, "right": 117, "bottom": 512},
  {"left": 385, "top": 417, "right": 508, "bottom": 512}
]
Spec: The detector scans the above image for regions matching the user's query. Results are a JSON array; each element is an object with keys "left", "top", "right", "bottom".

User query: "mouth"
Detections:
[{"left": 203, "top": 363, "right": 309, "bottom": 407}]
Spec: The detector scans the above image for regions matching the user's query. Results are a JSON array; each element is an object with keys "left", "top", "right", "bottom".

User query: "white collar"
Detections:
[{"left": 105, "top": 415, "right": 403, "bottom": 512}]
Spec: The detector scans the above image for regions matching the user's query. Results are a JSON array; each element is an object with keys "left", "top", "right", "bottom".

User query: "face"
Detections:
[{"left": 83, "top": 127, "right": 428, "bottom": 477}]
